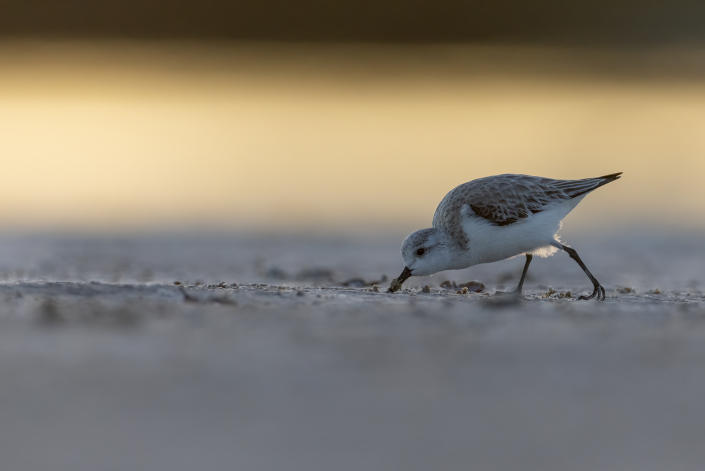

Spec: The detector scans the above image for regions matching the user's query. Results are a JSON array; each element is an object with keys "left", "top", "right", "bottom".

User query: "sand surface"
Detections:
[{"left": 1, "top": 229, "right": 704, "bottom": 470}]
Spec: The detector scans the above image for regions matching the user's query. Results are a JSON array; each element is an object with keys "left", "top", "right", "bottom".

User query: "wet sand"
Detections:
[{"left": 1, "top": 229, "right": 704, "bottom": 470}]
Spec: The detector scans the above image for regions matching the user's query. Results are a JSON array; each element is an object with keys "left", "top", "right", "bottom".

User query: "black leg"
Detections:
[
  {"left": 561, "top": 244, "right": 606, "bottom": 301},
  {"left": 513, "top": 254, "right": 532, "bottom": 294}
]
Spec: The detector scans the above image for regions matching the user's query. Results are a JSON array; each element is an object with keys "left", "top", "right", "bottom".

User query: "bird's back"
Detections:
[{"left": 433, "top": 173, "right": 622, "bottom": 248}]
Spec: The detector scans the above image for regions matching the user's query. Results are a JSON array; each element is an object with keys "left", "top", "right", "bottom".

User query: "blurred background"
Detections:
[
  {"left": 1, "top": 0, "right": 705, "bottom": 234},
  {"left": 4, "top": 4, "right": 705, "bottom": 471}
]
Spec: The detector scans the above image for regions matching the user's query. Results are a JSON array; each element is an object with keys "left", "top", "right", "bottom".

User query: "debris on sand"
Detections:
[
  {"left": 440, "top": 280, "right": 485, "bottom": 292},
  {"left": 372, "top": 284, "right": 380, "bottom": 292},
  {"left": 646, "top": 288, "right": 662, "bottom": 295},
  {"left": 421, "top": 285, "right": 431, "bottom": 293},
  {"left": 204, "top": 282, "right": 238, "bottom": 289},
  {"left": 340, "top": 275, "right": 388, "bottom": 288},
  {"left": 543, "top": 286, "right": 572, "bottom": 299},
  {"left": 179, "top": 286, "right": 237, "bottom": 305},
  {"left": 617, "top": 287, "right": 636, "bottom": 294},
  {"left": 459, "top": 281, "right": 484, "bottom": 292}
]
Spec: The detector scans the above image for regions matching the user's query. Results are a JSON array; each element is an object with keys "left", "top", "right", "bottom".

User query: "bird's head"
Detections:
[{"left": 388, "top": 227, "right": 455, "bottom": 292}]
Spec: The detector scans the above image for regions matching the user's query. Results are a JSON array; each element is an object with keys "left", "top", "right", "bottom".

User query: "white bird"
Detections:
[{"left": 388, "top": 172, "right": 622, "bottom": 301}]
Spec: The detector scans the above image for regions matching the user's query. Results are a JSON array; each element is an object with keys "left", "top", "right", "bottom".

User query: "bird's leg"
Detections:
[
  {"left": 495, "top": 254, "right": 532, "bottom": 297},
  {"left": 561, "top": 244, "right": 606, "bottom": 301},
  {"left": 512, "top": 254, "right": 533, "bottom": 294}
]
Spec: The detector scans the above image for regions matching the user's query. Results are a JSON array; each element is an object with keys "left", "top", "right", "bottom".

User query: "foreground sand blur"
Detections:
[{"left": 0, "top": 230, "right": 703, "bottom": 470}]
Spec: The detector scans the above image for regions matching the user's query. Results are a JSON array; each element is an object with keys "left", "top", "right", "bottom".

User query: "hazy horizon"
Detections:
[{"left": 1, "top": 41, "right": 703, "bottom": 234}]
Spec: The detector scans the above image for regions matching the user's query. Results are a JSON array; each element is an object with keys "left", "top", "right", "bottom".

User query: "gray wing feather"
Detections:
[{"left": 432, "top": 173, "right": 621, "bottom": 247}]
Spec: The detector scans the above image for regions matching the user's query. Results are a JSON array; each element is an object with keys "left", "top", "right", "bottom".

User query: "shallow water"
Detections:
[{"left": 0, "top": 230, "right": 704, "bottom": 470}]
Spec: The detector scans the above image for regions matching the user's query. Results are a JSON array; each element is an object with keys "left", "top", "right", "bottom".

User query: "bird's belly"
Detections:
[
  {"left": 472, "top": 238, "right": 542, "bottom": 265},
  {"left": 462, "top": 209, "right": 566, "bottom": 266}
]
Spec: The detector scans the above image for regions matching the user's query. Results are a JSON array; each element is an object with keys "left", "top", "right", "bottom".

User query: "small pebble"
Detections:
[
  {"left": 421, "top": 285, "right": 431, "bottom": 293},
  {"left": 461, "top": 287, "right": 469, "bottom": 294},
  {"left": 372, "top": 284, "right": 379, "bottom": 292},
  {"left": 544, "top": 286, "right": 571, "bottom": 298},
  {"left": 458, "top": 281, "right": 485, "bottom": 292},
  {"left": 173, "top": 281, "right": 182, "bottom": 285}
]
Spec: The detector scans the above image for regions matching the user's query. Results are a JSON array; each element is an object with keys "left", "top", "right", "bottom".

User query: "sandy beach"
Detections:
[{"left": 0, "top": 229, "right": 703, "bottom": 470}]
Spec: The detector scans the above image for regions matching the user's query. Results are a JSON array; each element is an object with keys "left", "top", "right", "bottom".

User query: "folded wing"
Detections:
[{"left": 433, "top": 172, "right": 622, "bottom": 246}]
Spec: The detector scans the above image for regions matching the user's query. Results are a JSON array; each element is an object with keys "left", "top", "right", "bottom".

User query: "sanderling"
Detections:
[{"left": 388, "top": 172, "right": 622, "bottom": 301}]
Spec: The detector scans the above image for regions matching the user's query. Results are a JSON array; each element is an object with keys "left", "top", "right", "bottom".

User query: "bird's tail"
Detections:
[{"left": 554, "top": 172, "right": 623, "bottom": 199}]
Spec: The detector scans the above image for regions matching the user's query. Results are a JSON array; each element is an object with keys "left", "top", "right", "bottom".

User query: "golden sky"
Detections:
[{"left": 0, "top": 42, "right": 703, "bottom": 232}]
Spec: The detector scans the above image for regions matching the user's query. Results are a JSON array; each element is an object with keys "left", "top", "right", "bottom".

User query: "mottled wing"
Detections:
[
  {"left": 467, "top": 176, "right": 569, "bottom": 226},
  {"left": 433, "top": 173, "right": 621, "bottom": 246}
]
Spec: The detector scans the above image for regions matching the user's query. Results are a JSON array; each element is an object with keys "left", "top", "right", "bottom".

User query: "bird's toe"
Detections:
[{"left": 578, "top": 285, "right": 605, "bottom": 301}]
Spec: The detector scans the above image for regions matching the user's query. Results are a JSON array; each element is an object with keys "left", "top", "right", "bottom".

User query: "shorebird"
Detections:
[{"left": 388, "top": 173, "right": 622, "bottom": 301}]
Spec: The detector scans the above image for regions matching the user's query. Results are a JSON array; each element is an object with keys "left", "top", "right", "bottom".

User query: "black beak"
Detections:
[{"left": 387, "top": 267, "right": 413, "bottom": 292}]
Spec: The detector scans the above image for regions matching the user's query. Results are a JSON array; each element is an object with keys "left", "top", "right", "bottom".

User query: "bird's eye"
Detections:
[{"left": 416, "top": 248, "right": 425, "bottom": 256}]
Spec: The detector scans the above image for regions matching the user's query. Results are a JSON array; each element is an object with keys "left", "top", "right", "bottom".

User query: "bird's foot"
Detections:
[{"left": 578, "top": 284, "right": 606, "bottom": 302}]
